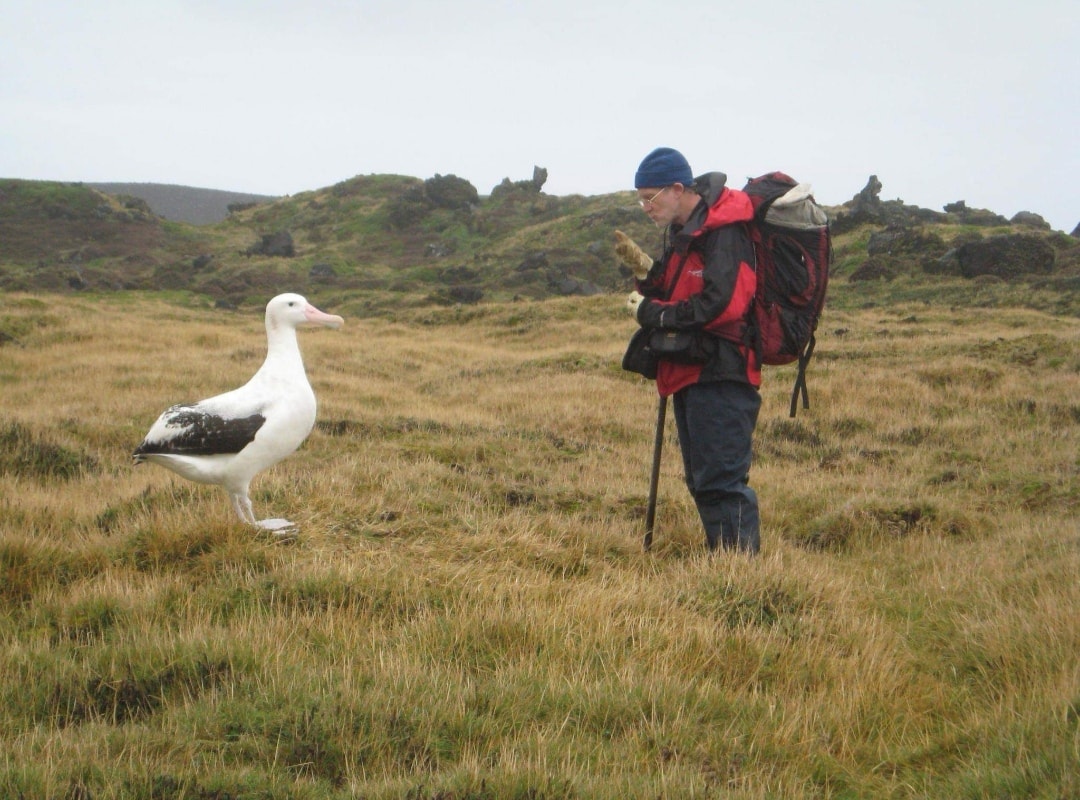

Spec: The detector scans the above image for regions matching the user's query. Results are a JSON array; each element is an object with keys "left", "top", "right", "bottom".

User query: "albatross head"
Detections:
[{"left": 266, "top": 293, "right": 344, "bottom": 332}]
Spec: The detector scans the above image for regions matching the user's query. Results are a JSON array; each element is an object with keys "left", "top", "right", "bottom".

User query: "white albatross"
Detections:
[{"left": 132, "top": 293, "right": 344, "bottom": 531}]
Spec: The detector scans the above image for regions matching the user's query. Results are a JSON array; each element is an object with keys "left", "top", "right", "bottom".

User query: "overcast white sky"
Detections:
[{"left": 1, "top": 0, "right": 1077, "bottom": 231}]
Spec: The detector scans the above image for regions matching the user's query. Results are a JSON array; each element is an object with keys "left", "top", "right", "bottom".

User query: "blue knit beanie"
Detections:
[{"left": 634, "top": 147, "right": 693, "bottom": 189}]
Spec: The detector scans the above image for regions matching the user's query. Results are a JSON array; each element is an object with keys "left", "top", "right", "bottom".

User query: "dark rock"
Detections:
[
  {"left": 309, "top": 263, "right": 336, "bottom": 281},
  {"left": 832, "top": 176, "right": 947, "bottom": 232},
  {"left": 943, "top": 200, "right": 1009, "bottom": 227},
  {"left": 192, "top": 254, "right": 214, "bottom": 270},
  {"left": 531, "top": 166, "right": 548, "bottom": 192},
  {"left": 491, "top": 166, "right": 548, "bottom": 199},
  {"left": 244, "top": 231, "right": 294, "bottom": 257},
  {"left": 830, "top": 176, "right": 883, "bottom": 233},
  {"left": 879, "top": 200, "right": 947, "bottom": 227},
  {"left": 925, "top": 231, "right": 988, "bottom": 276},
  {"left": 849, "top": 257, "right": 898, "bottom": 282},
  {"left": 852, "top": 175, "right": 883, "bottom": 212},
  {"left": 956, "top": 234, "right": 1055, "bottom": 279},
  {"left": 926, "top": 248, "right": 961, "bottom": 275},
  {"left": 867, "top": 227, "right": 947, "bottom": 259},
  {"left": 444, "top": 286, "right": 483, "bottom": 304},
  {"left": 517, "top": 252, "right": 549, "bottom": 271},
  {"left": 1010, "top": 211, "right": 1051, "bottom": 231}
]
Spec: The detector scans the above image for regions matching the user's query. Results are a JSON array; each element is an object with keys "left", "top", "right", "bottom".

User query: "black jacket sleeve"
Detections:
[{"left": 636, "top": 225, "right": 752, "bottom": 330}]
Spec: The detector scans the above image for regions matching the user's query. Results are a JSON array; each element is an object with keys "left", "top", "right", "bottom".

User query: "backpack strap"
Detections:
[
  {"left": 788, "top": 333, "right": 815, "bottom": 418},
  {"left": 744, "top": 221, "right": 764, "bottom": 361}
]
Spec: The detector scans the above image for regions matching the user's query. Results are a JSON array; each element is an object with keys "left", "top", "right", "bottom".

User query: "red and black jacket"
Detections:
[{"left": 634, "top": 172, "right": 761, "bottom": 397}]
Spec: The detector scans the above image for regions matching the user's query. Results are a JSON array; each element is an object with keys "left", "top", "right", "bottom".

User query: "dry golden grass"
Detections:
[{"left": 1, "top": 291, "right": 1078, "bottom": 799}]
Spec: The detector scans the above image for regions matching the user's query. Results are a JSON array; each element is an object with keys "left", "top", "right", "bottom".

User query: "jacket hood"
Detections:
[
  {"left": 681, "top": 171, "right": 754, "bottom": 236},
  {"left": 692, "top": 171, "right": 729, "bottom": 205}
]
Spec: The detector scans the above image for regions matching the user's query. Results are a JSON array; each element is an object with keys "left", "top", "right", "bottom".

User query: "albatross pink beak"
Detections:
[{"left": 303, "top": 303, "right": 344, "bottom": 329}]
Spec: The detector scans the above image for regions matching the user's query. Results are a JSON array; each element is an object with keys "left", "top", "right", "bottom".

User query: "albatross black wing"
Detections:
[{"left": 133, "top": 405, "right": 266, "bottom": 459}]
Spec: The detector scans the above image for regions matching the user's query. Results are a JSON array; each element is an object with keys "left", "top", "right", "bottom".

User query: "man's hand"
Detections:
[
  {"left": 614, "top": 230, "right": 653, "bottom": 280},
  {"left": 625, "top": 290, "right": 645, "bottom": 319}
]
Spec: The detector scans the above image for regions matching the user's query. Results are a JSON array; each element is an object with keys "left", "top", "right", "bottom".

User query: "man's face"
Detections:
[{"left": 637, "top": 184, "right": 680, "bottom": 225}]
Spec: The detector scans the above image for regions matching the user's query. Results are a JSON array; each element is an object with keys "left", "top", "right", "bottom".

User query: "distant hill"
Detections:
[{"left": 87, "top": 182, "right": 278, "bottom": 225}]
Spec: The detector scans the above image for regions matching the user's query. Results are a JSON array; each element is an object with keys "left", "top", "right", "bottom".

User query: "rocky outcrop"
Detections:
[
  {"left": 850, "top": 227, "right": 951, "bottom": 282},
  {"left": 1010, "top": 211, "right": 1051, "bottom": 231},
  {"left": 491, "top": 166, "right": 549, "bottom": 198},
  {"left": 832, "top": 175, "right": 946, "bottom": 232},
  {"left": 955, "top": 234, "right": 1056, "bottom": 278},
  {"left": 942, "top": 200, "right": 1009, "bottom": 227},
  {"left": 244, "top": 231, "right": 294, "bottom": 257},
  {"left": 867, "top": 228, "right": 947, "bottom": 259},
  {"left": 309, "top": 263, "right": 336, "bottom": 282},
  {"left": 849, "top": 257, "right": 899, "bottom": 282},
  {"left": 930, "top": 234, "right": 1056, "bottom": 279},
  {"left": 830, "top": 175, "right": 882, "bottom": 232}
]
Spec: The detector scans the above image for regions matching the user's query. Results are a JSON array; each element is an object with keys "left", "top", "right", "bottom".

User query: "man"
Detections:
[{"left": 615, "top": 146, "right": 761, "bottom": 553}]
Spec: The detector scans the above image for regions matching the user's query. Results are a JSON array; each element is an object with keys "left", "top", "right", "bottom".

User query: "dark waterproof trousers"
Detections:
[{"left": 672, "top": 380, "right": 761, "bottom": 553}]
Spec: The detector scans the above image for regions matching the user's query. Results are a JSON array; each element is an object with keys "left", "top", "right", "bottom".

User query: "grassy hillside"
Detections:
[
  {"left": 3, "top": 175, "right": 1078, "bottom": 317},
  {"left": 0, "top": 291, "right": 1077, "bottom": 798}
]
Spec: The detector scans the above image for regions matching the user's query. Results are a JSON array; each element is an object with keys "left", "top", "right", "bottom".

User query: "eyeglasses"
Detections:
[{"left": 638, "top": 186, "right": 669, "bottom": 208}]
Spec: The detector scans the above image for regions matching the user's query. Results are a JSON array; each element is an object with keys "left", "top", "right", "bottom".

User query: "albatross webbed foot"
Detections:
[{"left": 256, "top": 517, "right": 299, "bottom": 537}]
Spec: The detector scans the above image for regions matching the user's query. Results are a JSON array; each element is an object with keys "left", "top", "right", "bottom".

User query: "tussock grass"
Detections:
[{"left": 1, "top": 291, "right": 1078, "bottom": 798}]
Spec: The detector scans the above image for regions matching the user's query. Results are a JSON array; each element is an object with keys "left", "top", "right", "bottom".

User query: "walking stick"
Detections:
[{"left": 644, "top": 394, "right": 667, "bottom": 552}]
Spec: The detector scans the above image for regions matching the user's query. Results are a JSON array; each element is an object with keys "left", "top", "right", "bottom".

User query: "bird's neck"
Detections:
[{"left": 259, "top": 326, "right": 306, "bottom": 377}]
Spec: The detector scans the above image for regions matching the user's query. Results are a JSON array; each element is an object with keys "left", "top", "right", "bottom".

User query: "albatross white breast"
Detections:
[{"left": 133, "top": 293, "right": 343, "bottom": 531}]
